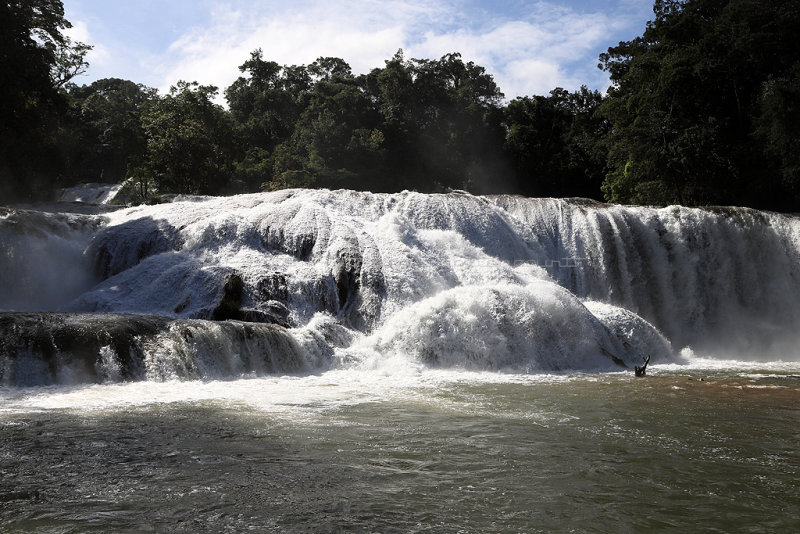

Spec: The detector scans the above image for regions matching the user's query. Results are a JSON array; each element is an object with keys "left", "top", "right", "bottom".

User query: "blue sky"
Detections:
[{"left": 62, "top": 0, "right": 655, "bottom": 101}]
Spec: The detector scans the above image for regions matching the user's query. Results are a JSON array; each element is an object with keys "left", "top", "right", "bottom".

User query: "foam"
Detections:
[{"left": 2, "top": 189, "right": 800, "bottom": 383}]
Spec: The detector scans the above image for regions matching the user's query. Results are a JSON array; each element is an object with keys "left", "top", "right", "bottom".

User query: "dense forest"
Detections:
[{"left": 1, "top": 0, "right": 799, "bottom": 211}]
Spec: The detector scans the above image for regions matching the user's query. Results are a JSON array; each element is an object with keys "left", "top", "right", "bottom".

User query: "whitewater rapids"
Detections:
[{"left": 2, "top": 189, "right": 799, "bottom": 385}]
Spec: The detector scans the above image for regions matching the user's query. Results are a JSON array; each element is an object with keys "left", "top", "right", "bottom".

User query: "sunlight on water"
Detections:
[
  {"left": 2, "top": 361, "right": 800, "bottom": 533},
  {"left": 0, "top": 369, "right": 580, "bottom": 421},
  {"left": 4, "top": 356, "right": 799, "bottom": 419}
]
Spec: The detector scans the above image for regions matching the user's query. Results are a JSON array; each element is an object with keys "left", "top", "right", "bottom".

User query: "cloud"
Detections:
[
  {"left": 154, "top": 1, "right": 437, "bottom": 96},
  {"left": 64, "top": 19, "right": 111, "bottom": 70},
  {"left": 155, "top": 4, "right": 411, "bottom": 96},
  {"left": 67, "top": 1, "right": 651, "bottom": 100},
  {"left": 501, "top": 59, "right": 568, "bottom": 97},
  {"left": 406, "top": 10, "right": 621, "bottom": 98}
]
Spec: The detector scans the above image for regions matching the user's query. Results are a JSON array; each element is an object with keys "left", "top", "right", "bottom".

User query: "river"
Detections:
[
  {"left": 3, "top": 358, "right": 799, "bottom": 533},
  {"left": 2, "top": 188, "right": 800, "bottom": 531}
]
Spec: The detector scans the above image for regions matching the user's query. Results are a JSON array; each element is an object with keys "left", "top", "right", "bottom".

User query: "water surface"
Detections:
[{"left": 2, "top": 363, "right": 799, "bottom": 533}]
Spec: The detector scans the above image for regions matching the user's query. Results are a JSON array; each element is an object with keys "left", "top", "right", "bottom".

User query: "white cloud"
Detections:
[
  {"left": 402, "top": 6, "right": 627, "bottom": 98},
  {"left": 502, "top": 59, "right": 568, "bottom": 97},
  {"left": 64, "top": 19, "right": 111, "bottom": 72},
  {"left": 406, "top": 14, "right": 613, "bottom": 98},
  {"left": 67, "top": 1, "right": 650, "bottom": 100},
  {"left": 162, "top": 6, "right": 407, "bottom": 80},
  {"left": 153, "top": 2, "right": 419, "bottom": 99}
]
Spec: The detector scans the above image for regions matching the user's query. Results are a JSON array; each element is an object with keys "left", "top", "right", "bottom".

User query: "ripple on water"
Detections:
[{"left": 1, "top": 365, "right": 800, "bottom": 532}]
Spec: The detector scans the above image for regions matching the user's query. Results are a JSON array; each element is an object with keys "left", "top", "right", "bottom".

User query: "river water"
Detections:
[
  {"left": 3, "top": 359, "right": 799, "bottom": 533},
  {"left": 4, "top": 190, "right": 800, "bottom": 531}
]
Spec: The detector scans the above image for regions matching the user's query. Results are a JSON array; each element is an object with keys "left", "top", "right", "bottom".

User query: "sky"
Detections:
[{"left": 62, "top": 0, "right": 655, "bottom": 102}]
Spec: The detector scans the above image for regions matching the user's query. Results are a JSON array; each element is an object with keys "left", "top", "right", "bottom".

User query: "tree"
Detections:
[
  {"left": 225, "top": 49, "right": 312, "bottom": 190},
  {"left": 407, "top": 53, "right": 507, "bottom": 193},
  {"left": 755, "top": 66, "right": 800, "bottom": 201},
  {"left": 61, "top": 78, "right": 157, "bottom": 185},
  {"left": 362, "top": 50, "right": 507, "bottom": 193},
  {"left": 308, "top": 57, "right": 353, "bottom": 82},
  {"left": 600, "top": 0, "right": 800, "bottom": 209},
  {"left": 142, "top": 82, "right": 234, "bottom": 195},
  {"left": 226, "top": 49, "right": 309, "bottom": 153},
  {"left": 272, "top": 61, "right": 383, "bottom": 191},
  {"left": 224, "top": 49, "right": 511, "bottom": 195},
  {"left": 0, "top": 0, "right": 90, "bottom": 202},
  {"left": 505, "top": 87, "right": 608, "bottom": 198}
]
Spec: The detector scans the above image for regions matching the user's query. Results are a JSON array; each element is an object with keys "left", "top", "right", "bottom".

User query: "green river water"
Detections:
[{"left": 2, "top": 362, "right": 799, "bottom": 533}]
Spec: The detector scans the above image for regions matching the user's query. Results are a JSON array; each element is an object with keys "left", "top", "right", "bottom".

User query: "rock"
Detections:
[{"left": 211, "top": 274, "right": 244, "bottom": 321}]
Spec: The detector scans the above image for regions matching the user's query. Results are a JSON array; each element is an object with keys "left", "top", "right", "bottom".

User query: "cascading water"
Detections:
[
  {"left": 0, "top": 207, "right": 101, "bottom": 311},
  {"left": 56, "top": 182, "right": 123, "bottom": 204},
  {"left": 493, "top": 197, "right": 800, "bottom": 354},
  {"left": 2, "top": 188, "right": 799, "bottom": 386}
]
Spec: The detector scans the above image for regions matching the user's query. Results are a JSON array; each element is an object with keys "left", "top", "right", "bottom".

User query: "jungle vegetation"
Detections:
[{"left": 2, "top": 0, "right": 798, "bottom": 211}]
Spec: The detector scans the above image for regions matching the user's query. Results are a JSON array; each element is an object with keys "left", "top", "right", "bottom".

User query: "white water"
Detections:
[
  {"left": 4, "top": 189, "right": 800, "bottom": 534},
  {"left": 3, "top": 189, "right": 800, "bottom": 384},
  {"left": 2, "top": 354, "right": 794, "bottom": 416},
  {"left": 57, "top": 182, "right": 122, "bottom": 204},
  {"left": 0, "top": 208, "right": 100, "bottom": 310}
]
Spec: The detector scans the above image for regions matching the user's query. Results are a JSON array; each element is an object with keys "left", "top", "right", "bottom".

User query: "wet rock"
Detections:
[
  {"left": 0, "top": 312, "right": 314, "bottom": 386},
  {"left": 211, "top": 274, "right": 244, "bottom": 321}
]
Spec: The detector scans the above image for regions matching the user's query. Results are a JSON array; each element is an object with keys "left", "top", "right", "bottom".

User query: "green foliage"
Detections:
[
  {"left": 109, "top": 167, "right": 159, "bottom": 206},
  {"left": 60, "top": 78, "right": 156, "bottom": 186},
  {"left": 0, "top": 2, "right": 610, "bottom": 206},
  {"left": 142, "top": 81, "right": 235, "bottom": 195},
  {"left": 600, "top": 0, "right": 800, "bottom": 209},
  {"left": 754, "top": 64, "right": 800, "bottom": 199},
  {"left": 505, "top": 86, "right": 608, "bottom": 198},
  {"left": 223, "top": 49, "right": 511, "bottom": 194},
  {"left": 225, "top": 50, "right": 308, "bottom": 154},
  {"left": 10, "top": 0, "right": 798, "bottom": 211},
  {"left": 0, "top": 0, "right": 91, "bottom": 202},
  {"left": 358, "top": 50, "right": 508, "bottom": 193},
  {"left": 280, "top": 71, "right": 381, "bottom": 189}
]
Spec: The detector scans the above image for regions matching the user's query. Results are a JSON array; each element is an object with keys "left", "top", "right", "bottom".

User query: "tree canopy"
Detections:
[
  {"left": 0, "top": 0, "right": 89, "bottom": 202},
  {"left": 599, "top": 0, "right": 800, "bottom": 209},
  {"left": 2, "top": 0, "right": 800, "bottom": 212}
]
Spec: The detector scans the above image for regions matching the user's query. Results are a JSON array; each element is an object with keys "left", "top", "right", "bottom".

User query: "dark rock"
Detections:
[
  {"left": 211, "top": 274, "right": 244, "bottom": 321},
  {"left": 0, "top": 313, "right": 172, "bottom": 386}
]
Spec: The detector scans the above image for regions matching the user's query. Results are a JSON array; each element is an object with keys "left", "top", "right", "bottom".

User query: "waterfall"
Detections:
[
  {"left": 2, "top": 189, "right": 798, "bottom": 385},
  {"left": 493, "top": 197, "right": 800, "bottom": 354}
]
